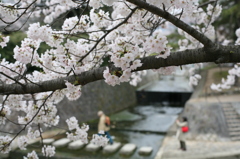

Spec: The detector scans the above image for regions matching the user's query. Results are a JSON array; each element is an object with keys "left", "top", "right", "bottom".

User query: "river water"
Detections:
[
  {"left": 8, "top": 104, "right": 183, "bottom": 159},
  {"left": 108, "top": 104, "right": 183, "bottom": 159},
  {"left": 52, "top": 104, "right": 183, "bottom": 159}
]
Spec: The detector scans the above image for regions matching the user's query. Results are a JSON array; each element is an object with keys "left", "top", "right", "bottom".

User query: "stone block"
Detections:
[
  {"left": 138, "top": 146, "right": 153, "bottom": 156},
  {"left": 119, "top": 143, "right": 137, "bottom": 156},
  {"left": 103, "top": 142, "right": 121, "bottom": 154},
  {"left": 52, "top": 138, "right": 71, "bottom": 148},
  {"left": 68, "top": 140, "right": 85, "bottom": 150},
  {"left": 85, "top": 143, "right": 101, "bottom": 152},
  {"left": 42, "top": 138, "right": 55, "bottom": 144}
]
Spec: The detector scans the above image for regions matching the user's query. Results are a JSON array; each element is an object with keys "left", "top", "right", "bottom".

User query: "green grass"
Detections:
[{"left": 213, "top": 70, "right": 228, "bottom": 83}]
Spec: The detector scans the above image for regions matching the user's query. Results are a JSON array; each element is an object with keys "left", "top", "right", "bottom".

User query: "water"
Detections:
[
  {"left": 107, "top": 105, "right": 183, "bottom": 159},
  {"left": 138, "top": 76, "right": 193, "bottom": 92},
  {"left": 8, "top": 104, "right": 183, "bottom": 159}
]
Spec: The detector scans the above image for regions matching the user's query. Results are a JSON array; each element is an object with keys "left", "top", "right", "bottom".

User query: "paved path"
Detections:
[
  {"left": 155, "top": 135, "right": 240, "bottom": 159},
  {"left": 155, "top": 95, "right": 240, "bottom": 159},
  {"left": 155, "top": 67, "right": 240, "bottom": 159}
]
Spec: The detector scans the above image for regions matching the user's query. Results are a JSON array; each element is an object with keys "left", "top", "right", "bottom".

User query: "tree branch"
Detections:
[
  {"left": 126, "top": 0, "right": 215, "bottom": 48},
  {"left": 0, "top": 45, "right": 239, "bottom": 95}
]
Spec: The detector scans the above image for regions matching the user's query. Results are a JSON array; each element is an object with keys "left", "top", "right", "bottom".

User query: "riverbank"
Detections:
[{"left": 155, "top": 67, "right": 240, "bottom": 159}]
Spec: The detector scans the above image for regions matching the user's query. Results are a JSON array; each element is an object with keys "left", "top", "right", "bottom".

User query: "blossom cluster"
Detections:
[
  {"left": 91, "top": 134, "right": 109, "bottom": 147},
  {"left": 0, "top": 34, "right": 9, "bottom": 48},
  {"left": 211, "top": 64, "right": 240, "bottom": 91},
  {"left": 23, "top": 150, "right": 39, "bottom": 159},
  {"left": 0, "top": 136, "right": 12, "bottom": 154},
  {"left": 66, "top": 117, "right": 89, "bottom": 143},
  {"left": 178, "top": 4, "right": 222, "bottom": 50},
  {"left": 42, "top": 145, "right": 55, "bottom": 157},
  {"left": 188, "top": 67, "right": 202, "bottom": 86},
  {"left": 235, "top": 28, "right": 240, "bottom": 45}
]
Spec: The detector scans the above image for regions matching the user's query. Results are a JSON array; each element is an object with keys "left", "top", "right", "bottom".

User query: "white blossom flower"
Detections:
[
  {"left": 18, "top": 136, "right": 28, "bottom": 150},
  {"left": 66, "top": 116, "right": 79, "bottom": 131},
  {"left": 42, "top": 145, "right": 55, "bottom": 157},
  {"left": 91, "top": 134, "right": 109, "bottom": 147},
  {"left": 210, "top": 83, "right": 222, "bottom": 91},
  {"left": 0, "top": 35, "right": 9, "bottom": 48},
  {"left": 24, "top": 151, "right": 39, "bottom": 159},
  {"left": 0, "top": 136, "right": 12, "bottom": 154}
]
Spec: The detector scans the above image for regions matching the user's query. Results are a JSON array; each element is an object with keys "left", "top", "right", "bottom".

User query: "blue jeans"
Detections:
[{"left": 105, "top": 131, "right": 113, "bottom": 144}]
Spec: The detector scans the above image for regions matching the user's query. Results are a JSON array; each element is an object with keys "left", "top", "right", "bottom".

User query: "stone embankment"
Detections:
[{"left": 155, "top": 67, "right": 240, "bottom": 159}]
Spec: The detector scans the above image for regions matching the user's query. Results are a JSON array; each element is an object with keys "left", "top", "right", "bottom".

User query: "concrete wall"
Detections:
[{"left": 182, "top": 101, "right": 229, "bottom": 140}]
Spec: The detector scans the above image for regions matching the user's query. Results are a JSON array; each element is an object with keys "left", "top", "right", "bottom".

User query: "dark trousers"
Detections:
[
  {"left": 180, "top": 140, "right": 186, "bottom": 150},
  {"left": 105, "top": 131, "right": 113, "bottom": 144}
]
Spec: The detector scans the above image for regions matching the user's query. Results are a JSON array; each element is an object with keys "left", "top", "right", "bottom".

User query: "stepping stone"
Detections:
[
  {"left": 119, "top": 143, "right": 137, "bottom": 156},
  {"left": 85, "top": 143, "right": 101, "bottom": 152},
  {"left": 52, "top": 138, "right": 71, "bottom": 148},
  {"left": 138, "top": 146, "right": 153, "bottom": 156},
  {"left": 68, "top": 140, "right": 85, "bottom": 150},
  {"left": 42, "top": 138, "right": 55, "bottom": 144},
  {"left": 103, "top": 142, "right": 121, "bottom": 154}
]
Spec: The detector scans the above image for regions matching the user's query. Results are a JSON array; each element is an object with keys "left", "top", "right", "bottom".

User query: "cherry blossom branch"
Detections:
[
  {"left": 0, "top": 0, "right": 37, "bottom": 26},
  {"left": 126, "top": 0, "right": 215, "bottom": 48},
  {"left": 0, "top": 91, "right": 55, "bottom": 152},
  {"left": 0, "top": 72, "right": 25, "bottom": 87},
  {"left": 0, "top": 64, "right": 40, "bottom": 86},
  {"left": 1, "top": 44, "right": 240, "bottom": 95},
  {"left": 78, "top": 7, "right": 138, "bottom": 63},
  {"left": 198, "top": 0, "right": 217, "bottom": 8}
]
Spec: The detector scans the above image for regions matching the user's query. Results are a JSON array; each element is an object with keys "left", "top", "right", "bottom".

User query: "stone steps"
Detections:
[
  {"left": 229, "top": 131, "right": 240, "bottom": 136},
  {"left": 228, "top": 127, "right": 240, "bottom": 131},
  {"left": 226, "top": 120, "right": 240, "bottom": 124},
  {"left": 222, "top": 104, "right": 240, "bottom": 141},
  {"left": 225, "top": 116, "right": 240, "bottom": 120},
  {"left": 42, "top": 137, "right": 153, "bottom": 156},
  {"left": 231, "top": 136, "right": 240, "bottom": 141}
]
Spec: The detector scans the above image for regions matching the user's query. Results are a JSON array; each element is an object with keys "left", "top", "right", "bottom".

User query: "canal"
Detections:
[
  {"left": 55, "top": 104, "right": 182, "bottom": 159},
  {"left": 8, "top": 103, "right": 183, "bottom": 159}
]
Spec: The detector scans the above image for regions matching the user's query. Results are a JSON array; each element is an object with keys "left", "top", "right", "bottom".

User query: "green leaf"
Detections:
[{"left": 149, "top": 53, "right": 158, "bottom": 56}]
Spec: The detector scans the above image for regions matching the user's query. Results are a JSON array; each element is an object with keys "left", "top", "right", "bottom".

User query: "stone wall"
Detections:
[
  {"left": 177, "top": 70, "right": 230, "bottom": 141},
  {"left": 57, "top": 80, "right": 137, "bottom": 128},
  {"left": 0, "top": 80, "right": 136, "bottom": 133}
]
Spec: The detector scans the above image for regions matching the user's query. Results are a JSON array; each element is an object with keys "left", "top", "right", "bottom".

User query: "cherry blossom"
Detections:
[
  {"left": 0, "top": 136, "right": 12, "bottom": 154},
  {"left": 18, "top": 136, "right": 28, "bottom": 150},
  {"left": 66, "top": 116, "right": 79, "bottom": 131},
  {"left": 0, "top": 34, "right": 9, "bottom": 48},
  {"left": 23, "top": 151, "right": 39, "bottom": 159},
  {"left": 91, "top": 134, "right": 109, "bottom": 147},
  {"left": 42, "top": 145, "right": 55, "bottom": 157}
]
